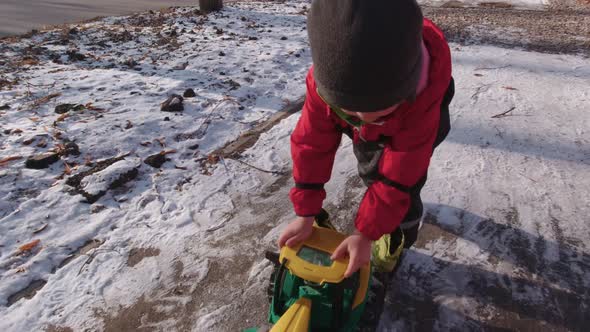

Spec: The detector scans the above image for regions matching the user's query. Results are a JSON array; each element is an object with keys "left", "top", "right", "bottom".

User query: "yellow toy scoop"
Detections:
[{"left": 269, "top": 297, "right": 311, "bottom": 332}]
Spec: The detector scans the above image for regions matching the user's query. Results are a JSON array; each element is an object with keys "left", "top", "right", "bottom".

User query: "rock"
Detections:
[
  {"left": 36, "top": 139, "right": 47, "bottom": 148},
  {"left": 183, "top": 88, "right": 196, "bottom": 98},
  {"left": 66, "top": 156, "right": 122, "bottom": 188},
  {"left": 295, "top": 54, "right": 301, "bottom": 58},
  {"left": 55, "top": 104, "right": 84, "bottom": 114},
  {"left": 22, "top": 137, "right": 35, "bottom": 145},
  {"left": 161, "top": 95, "right": 184, "bottom": 112},
  {"left": 219, "top": 51, "right": 226, "bottom": 56},
  {"left": 281, "top": 36, "right": 288, "bottom": 40},
  {"left": 188, "top": 143, "right": 200, "bottom": 150},
  {"left": 69, "top": 28, "right": 79, "bottom": 35},
  {"left": 91, "top": 204, "right": 106, "bottom": 214},
  {"left": 248, "top": 36, "right": 258, "bottom": 41},
  {"left": 25, "top": 152, "right": 60, "bottom": 169},
  {"left": 173, "top": 62, "right": 188, "bottom": 70},
  {"left": 226, "top": 79, "right": 241, "bottom": 90},
  {"left": 78, "top": 159, "right": 139, "bottom": 203},
  {"left": 122, "top": 58, "right": 139, "bottom": 68},
  {"left": 144, "top": 152, "right": 167, "bottom": 168},
  {"left": 66, "top": 50, "right": 86, "bottom": 62},
  {"left": 62, "top": 140, "right": 80, "bottom": 156},
  {"left": 0, "top": 104, "right": 9, "bottom": 110},
  {"left": 163, "top": 117, "right": 170, "bottom": 121}
]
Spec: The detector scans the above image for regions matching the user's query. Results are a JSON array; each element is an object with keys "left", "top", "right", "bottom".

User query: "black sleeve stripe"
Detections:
[
  {"left": 295, "top": 183, "right": 325, "bottom": 190},
  {"left": 376, "top": 174, "right": 412, "bottom": 193}
]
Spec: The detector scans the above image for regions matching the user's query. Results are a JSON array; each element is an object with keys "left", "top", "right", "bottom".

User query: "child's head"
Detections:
[{"left": 307, "top": 0, "right": 424, "bottom": 114}]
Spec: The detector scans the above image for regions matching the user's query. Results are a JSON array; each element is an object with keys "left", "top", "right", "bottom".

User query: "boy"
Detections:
[{"left": 278, "top": 0, "right": 455, "bottom": 278}]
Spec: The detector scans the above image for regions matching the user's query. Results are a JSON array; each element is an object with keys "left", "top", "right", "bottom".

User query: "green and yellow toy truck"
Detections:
[{"left": 246, "top": 223, "right": 375, "bottom": 332}]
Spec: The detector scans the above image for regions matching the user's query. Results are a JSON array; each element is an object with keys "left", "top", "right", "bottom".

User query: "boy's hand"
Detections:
[
  {"left": 331, "top": 231, "right": 372, "bottom": 278},
  {"left": 277, "top": 216, "right": 315, "bottom": 249}
]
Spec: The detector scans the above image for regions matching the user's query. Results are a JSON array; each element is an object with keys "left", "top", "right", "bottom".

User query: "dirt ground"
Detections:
[{"left": 424, "top": 6, "right": 590, "bottom": 56}]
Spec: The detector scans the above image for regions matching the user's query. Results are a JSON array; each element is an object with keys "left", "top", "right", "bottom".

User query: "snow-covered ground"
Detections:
[{"left": 1, "top": 1, "right": 589, "bottom": 331}]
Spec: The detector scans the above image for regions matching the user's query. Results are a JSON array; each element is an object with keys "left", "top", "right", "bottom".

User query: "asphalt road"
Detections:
[{"left": 0, "top": 0, "right": 198, "bottom": 37}]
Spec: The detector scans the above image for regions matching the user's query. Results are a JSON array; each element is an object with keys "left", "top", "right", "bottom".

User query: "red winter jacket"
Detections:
[{"left": 289, "top": 19, "right": 453, "bottom": 241}]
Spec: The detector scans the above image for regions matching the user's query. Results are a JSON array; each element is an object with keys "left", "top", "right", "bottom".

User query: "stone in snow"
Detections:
[
  {"left": 183, "top": 88, "right": 196, "bottom": 98},
  {"left": 25, "top": 152, "right": 59, "bottom": 169},
  {"left": 62, "top": 140, "right": 80, "bottom": 156},
  {"left": 66, "top": 50, "right": 86, "bottom": 62},
  {"left": 55, "top": 104, "right": 84, "bottom": 114},
  {"left": 78, "top": 159, "right": 140, "bottom": 203},
  {"left": 144, "top": 153, "right": 167, "bottom": 168},
  {"left": 161, "top": 94, "right": 184, "bottom": 112}
]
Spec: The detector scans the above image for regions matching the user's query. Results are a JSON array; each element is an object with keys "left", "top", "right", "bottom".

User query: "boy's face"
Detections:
[{"left": 341, "top": 104, "right": 400, "bottom": 123}]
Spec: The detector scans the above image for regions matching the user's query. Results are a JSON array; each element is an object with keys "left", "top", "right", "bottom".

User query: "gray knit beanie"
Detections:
[{"left": 307, "top": 0, "right": 424, "bottom": 112}]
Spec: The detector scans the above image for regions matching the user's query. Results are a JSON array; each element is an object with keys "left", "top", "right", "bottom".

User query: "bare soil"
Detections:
[{"left": 425, "top": 6, "right": 590, "bottom": 56}]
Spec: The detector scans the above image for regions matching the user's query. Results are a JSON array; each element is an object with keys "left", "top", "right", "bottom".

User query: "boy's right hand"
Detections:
[{"left": 277, "top": 216, "right": 315, "bottom": 249}]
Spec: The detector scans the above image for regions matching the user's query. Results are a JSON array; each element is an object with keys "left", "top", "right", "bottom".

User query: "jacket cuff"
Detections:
[
  {"left": 289, "top": 187, "right": 325, "bottom": 217},
  {"left": 354, "top": 217, "right": 382, "bottom": 241}
]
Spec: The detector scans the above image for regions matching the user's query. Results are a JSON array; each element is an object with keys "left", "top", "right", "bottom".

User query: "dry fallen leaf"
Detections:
[
  {"left": 33, "top": 224, "right": 48, "bottom": 234},
  {"left": 30, "top": 93, "right": 61, "bottom": 108},
  {"left": 140, "top": 141, "right": 151, "bottom": 147},
  {"left": 55, "top": 113, "right": 69, "bottom": 123},
  {"left": 28, "top": 117, "right": 40, "bottom": 122},
  {"left": 0, "top": 155, "right": 22, "bottom": 163},
  {"left": 207, "top": 154, "right": 220, "bottom": 164},
  {"left": 502, "top": 86, "right": 518, "bottom": 91},
  {"left": 84, "top": 103, "right": 105, "bottom": 111},
  {"left": 0, "top": 156, "right": 23, "bottom": 167},
  {"left": 18, "top": 239, "right": 40, "bottom": 252},
  {"left": 64, "top": 161, "right": 72, "bottom": 175},
  {"left": 15, "top": 267, "right": 26, "bottom": 273},
  {"left": 163, "top": 149, "right": 177, "bottom": 155},
  {"left": 155, "top": 137, "right": 166, "bottom": 147}
]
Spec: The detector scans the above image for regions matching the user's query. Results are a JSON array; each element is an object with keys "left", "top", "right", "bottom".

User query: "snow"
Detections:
[{"left": 1, "top": 1, "right": 589, "bottom": 331}]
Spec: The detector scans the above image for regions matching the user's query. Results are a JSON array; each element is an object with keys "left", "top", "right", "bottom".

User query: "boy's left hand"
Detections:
[{"left": 331, "top": 231, "right": 372, "bottom": 278}]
